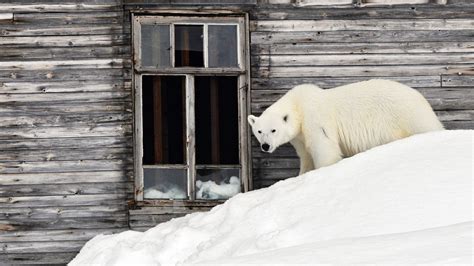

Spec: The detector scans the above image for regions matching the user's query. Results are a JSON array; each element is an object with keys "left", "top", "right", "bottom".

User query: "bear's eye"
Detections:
[
  {"left": 271, "top": 129, "right": 276, "bottom": 133},
  {"left": 258, "top": 130, "right": 262, "bottom": 134}
]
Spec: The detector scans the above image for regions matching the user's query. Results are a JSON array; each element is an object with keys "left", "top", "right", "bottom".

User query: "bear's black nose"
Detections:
[{"left": 261, "top": 143, "right": 270, "bottom": 152}]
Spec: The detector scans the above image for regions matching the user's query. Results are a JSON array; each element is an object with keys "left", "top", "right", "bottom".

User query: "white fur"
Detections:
[{"left": 248, "top": 79, "right": 444, "bottom": 175}]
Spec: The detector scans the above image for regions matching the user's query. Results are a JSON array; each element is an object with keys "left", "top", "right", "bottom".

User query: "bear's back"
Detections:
[{"left": 302, "top": 79, "right": 443, "bottom": 157}]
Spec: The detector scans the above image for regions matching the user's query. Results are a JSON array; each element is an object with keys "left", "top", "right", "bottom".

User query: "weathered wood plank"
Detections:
[
  {"left": 0, "top": 171, "right": 133, "bottom": 186},
  {"left": 0, "top": 13, "right": 13, "bottom": 21},
  {"left": 441, "top": 75, "right": 474, "bottom": 87},
  {"left": 0, "top": 35, "right": 128, "bottom": 47},
  {"left": 252, "top": 65, "right": 474, "bottom": 78},
  {"left": 0, "top": 205, "right": 128, "bottom": 220},
  {"left": 128, "top": 226, "right": 149, "bottom": 232},
  {"left": 442, "top": 120, "right": 474, "bottom": 129},
  {"left": 251, "top": 19, "right": 474, "bottom": 32},
  {"left": 251, "top": 30, "right": 474, "bottom": 44},
  {"left": 253, "top": 168, "right": 299, "bottom": 179},
  {"left": 0, "top": 147, "right": 132, "bottom": 162},
  {"left": 0, "top": 159, "right": 132, "bottom": 174},
  {"left": 0, "top": 101, "right": 132, "bottom": 115},
  {"left": 251, "top": 42, "right": 474, "bottom": 55},
  {"left": 0, "top": 137, "right": 132, "bottom": 151},
  {"left": 13, "top": 11, "right": 123, "bottom": 25},
  {"left": 1, "top": 25, "right": 126, "bottom": 37},
  {"left": 0, "top": 2, "right": 120, "bottom": 13},
  {"left": 124, "top": 0, "right": 257, "bottom": 5},
  {"left": 0, "top": 91, "right": 131, "bottom": 103},
  {"left": 253, "top": 179, "right": 279, "bottom": 189},
  {"left": 1, "top": 216, "right": 128, "bottom": 233},
  {"left": 251, "top": 76, "right": 441, "bottom": 89},
  {"left": 0, "top": 113, "right": 132, "bottom": 128},
  {"left": 2, "top": 46, "right": 130, "bottom": 60},
  {"left": 0, "top": 252, "right": 77, "bottom": 265},
  {"left": 0, "top": 182, "right": 133, "bottom": 197},
  {"left": 0, "top": 228, "right": 125, "bottom": 242},
  {"left": 0, "top": 69, "right": 131, "bottom": 82},
  {"left": 129, "top": 214, "right": 188, "bottom": 228},
  {"left": 0, "top": 59, "right": 126, "bottom": 71},
  {"left": 252, "top": 5, "right": 474, "bottom": 20},
  {"left": 0, "top": 124, "right": 131, "bottom": 139},
  {"left": 435, "top": 110, "right": 474, "bottom": 122},
  {"left": 0, "top": 81, "right": 130, "bottom": 94},
  {"left": 0, "top": 240, "right": 90, "bottom": 254},
  {"left": 0, "top": 194, "right": 127, "bottom": 208},
  {"left": 359, "top": 0, "right": 447, "bottom": 6},
  {"left": 253, "top": 53, "right": 474, "bottom": 67}
]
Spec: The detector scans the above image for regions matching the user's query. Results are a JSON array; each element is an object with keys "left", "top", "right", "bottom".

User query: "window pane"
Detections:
[
  {"left": 141, "top": 25, "right": 171, "bottom": 67},
  {"left": 144, "top": 168, "right": 187, "bottom": 199},
  {"left": 195, "top": 76, "right": 239, "bottom": 165},
  {"left": 142, "top": 76, "right": 186, "bottom": 165},
  {"left": 196, "top": 168, "right": 240, "bottom": 200},
  {"left": 208, "top": 25, "right": 238, "bottom": 68},
  {"left": 175, "top": 25, "right": 204, "bottom": 67}
]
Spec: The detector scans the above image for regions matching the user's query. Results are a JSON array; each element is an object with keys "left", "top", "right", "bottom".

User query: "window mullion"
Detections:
[
  {"left": 170, "top": 23, "right": 175, "bottom": 68},
  {"left": 186, "top": 74, "right": 196, "bottom": 200},
  {"left": 204, "top": 24, "right": 209, "bottom": 68},
  {"left": 134, "top": 74, "right": 144, "bottom": 201}
]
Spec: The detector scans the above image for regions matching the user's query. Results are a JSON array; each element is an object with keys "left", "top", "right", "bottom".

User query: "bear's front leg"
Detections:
[
  {"left": 309, "top": 130, "right": 343, "bottom": 169},
  {"left": 290, "top": 138, "right": 314, "bottom": 175}
]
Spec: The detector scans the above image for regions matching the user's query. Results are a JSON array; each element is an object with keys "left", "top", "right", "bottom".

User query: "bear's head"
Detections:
[{"left": 248, "top": 112, "right": 298, "bottom": 153}]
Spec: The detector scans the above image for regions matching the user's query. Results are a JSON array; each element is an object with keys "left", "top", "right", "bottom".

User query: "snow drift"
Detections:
[{"left": 70, "top": 130, "right": 473, "bottom": 265}]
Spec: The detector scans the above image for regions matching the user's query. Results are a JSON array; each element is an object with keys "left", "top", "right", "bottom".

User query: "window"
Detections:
[{"left": 133, "top": 14, "right": 250, "bottom": 202}]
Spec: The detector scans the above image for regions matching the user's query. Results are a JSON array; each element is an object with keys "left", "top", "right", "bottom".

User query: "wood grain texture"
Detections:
[
  {"left": 1, "top": 1, "right": 474, "bottom": 264},
  {"left": 251, "top": 42, "right": 474, "bottom": 55},
  {"left": 251, "top": 19, "right": 474, "bottom": 32},
  {"left": 251, "top": 5, "right": 474, "bottom": 20},
  {"left": 0, "top": 1, "right": 131, "bottom": 263}
]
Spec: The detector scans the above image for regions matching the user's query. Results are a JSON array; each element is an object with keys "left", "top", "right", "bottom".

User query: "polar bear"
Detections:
[{"left": 248, "top": 79, "right": 444, "bottom": 175}]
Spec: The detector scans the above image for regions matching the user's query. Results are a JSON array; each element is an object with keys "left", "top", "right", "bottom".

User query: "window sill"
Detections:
[{"left": 130, "top": 199, "right": 226, "bottom": 208}]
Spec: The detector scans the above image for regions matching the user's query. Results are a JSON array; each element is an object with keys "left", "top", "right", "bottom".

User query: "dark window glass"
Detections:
[
  {"left": 208, "top": 25, "right": 238, "bottom": 67},
  {"left": 141, "top": 25, "right": 171, "bottom": 67},
  {"left": 175, "top": 25, "right": 204, "bottom": 67},
  {"left": 142, "top": 76, "right": 186, "bottom": 164},
  {"left": 195, "top": 76, "right": 239, "bottom": 165}
]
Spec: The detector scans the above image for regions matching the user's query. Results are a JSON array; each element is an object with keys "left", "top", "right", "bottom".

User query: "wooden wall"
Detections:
[
  {"left": 1, "top": 0, "right": 473, "bottom": 264},
  {"left": 0, "top": 0, "right": 133, "bottom": 264},
  {"left": 249, "top": 3, "right": 474, "bottom": 189}
]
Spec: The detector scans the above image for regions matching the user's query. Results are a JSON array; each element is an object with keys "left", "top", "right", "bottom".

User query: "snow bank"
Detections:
[{"left": 70, "top": 130, "right": 473, "bottom": 265}]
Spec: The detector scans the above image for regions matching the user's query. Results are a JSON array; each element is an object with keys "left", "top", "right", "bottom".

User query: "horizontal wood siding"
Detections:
[
  {"left": 0, "top": 0, "right": 132, "bottom": 264},
  {"left": 249, "top": 3, "right": 474, "bottom": 189},
  {"left": 2, "top": 0, "right": 473, "bottom": 263}
]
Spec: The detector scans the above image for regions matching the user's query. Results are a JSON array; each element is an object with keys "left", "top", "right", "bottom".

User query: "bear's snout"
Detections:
[{"left": 261, "top": 143, "right": 270, "bottom": 152}]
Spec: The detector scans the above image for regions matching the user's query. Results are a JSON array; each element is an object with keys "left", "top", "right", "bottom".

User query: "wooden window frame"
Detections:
[{"left": 132, "top": 12, "right": 251, "bottom": 203}]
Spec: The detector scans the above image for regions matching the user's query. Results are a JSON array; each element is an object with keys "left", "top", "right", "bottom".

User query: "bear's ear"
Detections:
[
  {"left": 248, "top": 115, "right": 257, "bottom": 126},
  {"left": 283, "top": 115, "right": 288, "bottom": 122}
]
